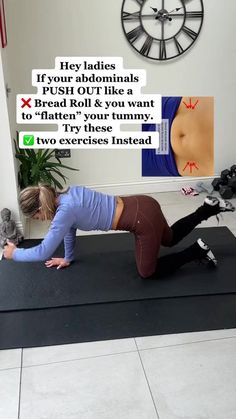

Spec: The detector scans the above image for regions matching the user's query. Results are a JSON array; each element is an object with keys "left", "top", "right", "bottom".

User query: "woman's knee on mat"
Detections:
[{"left": 137, "top": 262, "right": 156, "bottom": 279}]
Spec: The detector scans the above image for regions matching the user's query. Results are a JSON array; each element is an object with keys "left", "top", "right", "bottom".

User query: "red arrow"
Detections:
[
  {"left": 183, "top": 98, "right": 199, "bottom": 110},
  {"left": 183, "top": 161, "right": 199, "bottom": 173},
  {"left": 183, "top": 161, "right": 191, "bottom": 172}
]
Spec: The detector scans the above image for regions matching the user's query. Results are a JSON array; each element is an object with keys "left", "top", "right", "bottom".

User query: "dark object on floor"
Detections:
[
  {"left": 219, "top": 169, "right": 233, "bottom": 199},
  {"left": 230, "top": 165, "right": 236, "bottom": 176},
  {"left": 219, "top": 185, "right": 234, "bottom": 199},
  {"left": 228, "top": 176, "right": 236, "bottom": 193},
  {"left": 1, "top": 227, "right": 236, "bottom": 349},
  {"left": 221, "top": 169, "right": 231, "bottom": 183},
  {"left": 212, "top": 165, "right": 236, "bottom": 199},
  {"left": 212, "top": 177, "right": 224, "bottom": 191}
]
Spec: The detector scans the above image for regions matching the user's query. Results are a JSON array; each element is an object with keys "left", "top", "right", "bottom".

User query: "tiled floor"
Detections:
[{"left": 1, "top": 191, "right": 236, "bottom": 419}]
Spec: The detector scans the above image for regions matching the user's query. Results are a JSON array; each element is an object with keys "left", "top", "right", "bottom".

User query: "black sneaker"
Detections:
[
  {"left": 204, "top": 196, "right": 235, "bottom": 213},
  {"left": 196, "top": 238, "right": 217, "bottom": 268}
]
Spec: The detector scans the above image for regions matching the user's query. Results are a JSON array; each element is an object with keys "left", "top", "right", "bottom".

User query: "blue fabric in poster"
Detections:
[{"left": 142, "top": 96, "right": 182, "bottom": 176}]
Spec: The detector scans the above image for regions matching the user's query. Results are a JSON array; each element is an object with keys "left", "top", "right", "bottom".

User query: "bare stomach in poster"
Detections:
[{"left": 171, "top": 97, "right": 214, "bottom": 176}]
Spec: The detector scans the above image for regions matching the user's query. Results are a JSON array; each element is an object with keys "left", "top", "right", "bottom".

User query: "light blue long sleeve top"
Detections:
[{"left": 13, "top": 186, "right": 116, "bottom": 262}]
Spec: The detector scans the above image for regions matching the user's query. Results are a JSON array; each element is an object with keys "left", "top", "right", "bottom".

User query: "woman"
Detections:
[{"left": 3, "top": 184, "right": 234, "bottom": 278}]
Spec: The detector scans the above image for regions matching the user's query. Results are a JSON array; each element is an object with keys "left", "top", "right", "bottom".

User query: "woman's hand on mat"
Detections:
[
  {"left": 45, "top": 258, "right": 70, "bottom": 270},
  {"left": 3, "top": 241, "right": 16, "bottom": 259}
]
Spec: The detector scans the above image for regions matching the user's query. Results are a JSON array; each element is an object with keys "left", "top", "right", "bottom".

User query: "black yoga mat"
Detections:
[
  {"left": 1, "top": 227, "right": 236, "bottom": 312},
  {"left": 1, "top": 294, "right": 236, "bottom": 350}
]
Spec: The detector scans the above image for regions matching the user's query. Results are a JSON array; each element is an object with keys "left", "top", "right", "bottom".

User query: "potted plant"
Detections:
[{"left": 14, "top": 140, "right": 78, "bottom": 190}]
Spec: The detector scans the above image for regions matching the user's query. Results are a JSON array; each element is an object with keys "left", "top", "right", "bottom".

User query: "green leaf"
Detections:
[
  {"left": 14, "top": 143, "right": 78, "bottom": 190},
  {"left": 24, "top": 149, "right": 37, "bottom": 162},
  {"left": 14, "top": 140, "right": 27, "bottom": 157},
  {"left": 48, "top": 168, "right": 67, "bottom": 182},
  {"left": 43, "top": 162, "right": 79, "bottom": 171},
  {"left": 48, "top": 173, "right": 63, "bottom": 189},
  {"left": 31, "top": 165, "right": 39, "bottom": 178},
  {"left": 22, "top": 170, "right": 30, "bottom": 187},
  {"left": 40, "top": 149, "right": 55, "bottom": 161},
  {"left": 14, "top": 154, "right": 30, "bottom": 164},
  {"left": 40, "top": 171, "right": 52, "bottom": 185}
]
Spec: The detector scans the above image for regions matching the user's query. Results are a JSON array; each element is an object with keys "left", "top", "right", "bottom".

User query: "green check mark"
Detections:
[{"left": 23, "top": 135, "right": 35, "bottom": 146}]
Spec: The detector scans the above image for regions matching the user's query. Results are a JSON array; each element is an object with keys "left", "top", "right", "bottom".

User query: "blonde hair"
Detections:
[{"left": 19, "top": 184, "right": 59, "bottom": 220}]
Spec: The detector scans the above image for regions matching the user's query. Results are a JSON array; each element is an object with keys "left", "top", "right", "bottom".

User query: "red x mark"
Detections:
[{"left": 21, "top": 98, "right": 32, "bottom": 108}]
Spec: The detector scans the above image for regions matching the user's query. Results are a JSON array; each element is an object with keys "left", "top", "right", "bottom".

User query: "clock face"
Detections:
[{"left": 121, "top": 0, "right": 204, "bottom": 61}]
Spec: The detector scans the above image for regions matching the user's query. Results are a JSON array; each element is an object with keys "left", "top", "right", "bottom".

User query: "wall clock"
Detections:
[{"left": 121, "top": 0, "right": 204, "bottom": 61}]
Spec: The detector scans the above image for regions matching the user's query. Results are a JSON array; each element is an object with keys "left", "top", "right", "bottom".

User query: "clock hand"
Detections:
[
  {"left": 149, "top": 4, "right": 172, "bottom": 22},
  {"left": 168, "top": 0, "right": 193, "bottom": 13},
  {"left": 158, "top": 0, "right": 172, "bottom": 22},
  {"left": 150, "top": 7, "right": 158, "bottom": 13},
  {"left": 149, "top": 6, "right": 164, "bottom": 20},
  {"left": 168, "top": 6, "right": 183, "bottom": 14},
  {"left": 148, "top": 6, "right": 171, "bottom": 22}
]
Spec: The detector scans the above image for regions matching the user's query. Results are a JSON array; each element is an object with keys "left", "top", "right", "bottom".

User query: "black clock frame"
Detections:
[{"left": 121, "top": 0, "right": 204, "bottom": 61}]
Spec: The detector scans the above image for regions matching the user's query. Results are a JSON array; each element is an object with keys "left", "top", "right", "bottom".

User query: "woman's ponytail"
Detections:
[
  {"left": 19, "top": 184, "right": 57, "bottom": 220},
  {"left": 38, "top": 184, "right": 57, "bottom": 220}
]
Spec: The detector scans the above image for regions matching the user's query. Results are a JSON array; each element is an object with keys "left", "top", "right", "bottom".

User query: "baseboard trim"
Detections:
[{"left": 88, "top": 177, "right": 214, "bottom": 195}]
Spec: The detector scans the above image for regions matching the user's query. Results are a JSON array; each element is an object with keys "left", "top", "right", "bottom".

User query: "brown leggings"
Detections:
[{"left": 117, "top": 195, "right": 173, "bottom": 278}]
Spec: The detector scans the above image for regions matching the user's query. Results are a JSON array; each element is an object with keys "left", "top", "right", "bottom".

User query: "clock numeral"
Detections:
[
  {"left": 182, "top": 26, "right": 198, "bottom": 41},
  {"left": 122, "top": 11, "right": 140, "bottom": 21},
  {"left": 174, "top": 37, "right": 184, "bottom": 54},
  {"left": 186, "top": 11, "right": 203, "bottom": 19},
  {"left": 140, "top": 36, "right": 153, "bottom": 56},
  {"left": 135, "top": 0, "right": 145, "bottom": 5},
  {"left": 159, "top": 40, "right": 167, "bottom": 60},
  {"left": 127, "top": 25, "right": 143, "bottom": 43}
]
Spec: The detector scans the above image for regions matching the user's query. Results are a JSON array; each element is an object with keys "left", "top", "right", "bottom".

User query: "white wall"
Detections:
[
  {"left": 0, "top": 49, "right": 20, "bottom": 220},
  {"left": 3, "top": 0, "right": 236, "bottom": 194}
]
